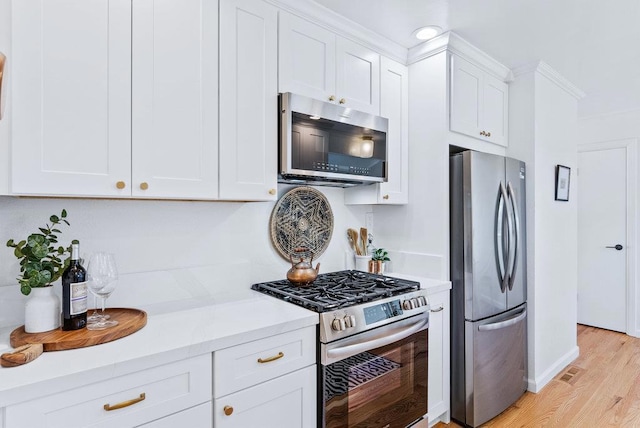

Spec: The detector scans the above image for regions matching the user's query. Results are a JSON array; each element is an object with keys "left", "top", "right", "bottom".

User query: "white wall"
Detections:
[
  {"left": 509, "top": 65, "right": 580, "bottom": 392},
  {"left": 578, "top": 110, "right": 640, "bottom": 337},
  {"left": 0, "top": 188, "right": 370, "bottom": 328}
]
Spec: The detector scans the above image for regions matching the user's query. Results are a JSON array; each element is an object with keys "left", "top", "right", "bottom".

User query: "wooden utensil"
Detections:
[
  {"left": 348, "top": 228, "right": 362, "bottom": 255},
  {"left": 360, "top": 227, "right": 368, "bottom": 255}
]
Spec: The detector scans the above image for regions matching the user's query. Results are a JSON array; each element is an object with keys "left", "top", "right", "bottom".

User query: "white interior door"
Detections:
[{"left": 578, "top": 147, "right": 627, "bottom": 332}]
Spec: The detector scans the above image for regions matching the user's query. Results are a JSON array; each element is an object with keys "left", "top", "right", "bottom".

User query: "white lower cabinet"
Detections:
[
  {"left": 214, "top": 365, "right": 316, "bottom": 428},
  {"left": 213, "top": 326, "right": 317, "bottom": 428},
  {"left": 139, "top": 403, "right": 211, "bottom": 428},
  {"left": 428, "top": 289, "right": 451, "bottom": 424},
  {"left": 4, "top": 355, "right": 211, "bottom": 428}
]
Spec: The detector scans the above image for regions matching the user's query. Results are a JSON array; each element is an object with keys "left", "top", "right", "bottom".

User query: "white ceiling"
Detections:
[{"left": 313, "top": 0, "right": 640, "bottom": 118}]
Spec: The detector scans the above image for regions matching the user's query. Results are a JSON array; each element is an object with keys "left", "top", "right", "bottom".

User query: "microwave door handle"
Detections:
[
  {"left": 326, "top": 317, "right": 428, "bottom": 362},
  {"left": 507, "top": 182, "right": 520, "bottom": 291},
  {"left": 495, "top": 183, "right": 508, "bottom": 293}
]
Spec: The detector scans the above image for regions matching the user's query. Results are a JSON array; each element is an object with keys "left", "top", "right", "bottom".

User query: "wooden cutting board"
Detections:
[{"left": 9, "top": 308, "right": 147, "bottom": 352}]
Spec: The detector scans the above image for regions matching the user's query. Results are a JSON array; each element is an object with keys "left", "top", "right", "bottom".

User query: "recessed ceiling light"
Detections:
[{"left": 413, "top": 26, "right": 442, "bottom": 41}]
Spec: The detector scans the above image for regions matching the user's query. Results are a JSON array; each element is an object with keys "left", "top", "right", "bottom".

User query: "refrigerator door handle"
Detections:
[
  {"left": 495, "top": 183, "right": 508, "bottom": 292},
  {"left": 478, "top": 308, "right": 527, "bottom": 331},
  {"left": 506, "top": 182, "right": 520, "bottom": 291}
]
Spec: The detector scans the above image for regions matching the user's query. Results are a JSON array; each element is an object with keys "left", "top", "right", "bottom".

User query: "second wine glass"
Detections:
[{"left": 86, "top": 252, "right": 119, "bottom": 330}]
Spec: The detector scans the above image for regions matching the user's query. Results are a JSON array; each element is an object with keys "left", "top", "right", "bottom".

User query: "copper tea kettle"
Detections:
[{"left": 287, "top": 248, "right": 320, "bottom": 286}]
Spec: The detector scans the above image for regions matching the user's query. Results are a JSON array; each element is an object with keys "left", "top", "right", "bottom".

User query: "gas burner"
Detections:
[{"left": 251, "top": 270, "right": 421, "bottom": 313}]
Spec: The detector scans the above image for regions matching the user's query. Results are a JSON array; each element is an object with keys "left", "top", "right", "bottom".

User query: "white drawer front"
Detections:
[
  {"left": 138, "top": 402, "right": 212, "bottom": 428},
  {"left": 214, "top": 326, "right": 316, "bottom": 397},
  {"left": 5, "top": 354, "right": 211, "bottom": 428}
]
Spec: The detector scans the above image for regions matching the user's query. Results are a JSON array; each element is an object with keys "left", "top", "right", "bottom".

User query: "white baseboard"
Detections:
[{"left": 527, "top": 345, "right": 580, "bottom": 393}]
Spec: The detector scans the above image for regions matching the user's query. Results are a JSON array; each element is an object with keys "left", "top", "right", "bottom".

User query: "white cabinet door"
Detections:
[
  {"left": 138, "top": 403, "right": 211, "bottom": 428},
  {"left": 428, "top": 290, "right": 451, "bottom": 424},
  {"left": 278, "top": 11, "right": 335, "bottom": 104},
  {"left": 345, "top": 57, "right": 407, "bottom": 205},
  {"left": 219, "top": 0, "right": 278, "bottom": 201},
  {"left": 336, "top": 38, "right": 380, "bottom": 115},
  {"left": 11, "top": 0, "right": 131, "bottom": 196},
  {"left": 214, "top": 365, "right": 316, "bottom": 428},
  {"left": 278, "top": 13, "right": 380, "bottom": 115},
  {"left": 131, "top": 0, "right": 218, "bottom": 199},
  {"left": 450, "top": 55, "right": 508, "bottom": 147}
]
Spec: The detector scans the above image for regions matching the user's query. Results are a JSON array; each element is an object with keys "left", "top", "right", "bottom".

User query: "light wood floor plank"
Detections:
[{"left": 436, "top": 324, "right": 640, "bottom": 427}]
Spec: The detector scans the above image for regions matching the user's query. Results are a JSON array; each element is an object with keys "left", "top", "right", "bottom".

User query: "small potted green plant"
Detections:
[
  {"left": 370, "top": 248, "right": 391, "bottom": 274},
  {"left": 6, "top": 209, "right": 75, "bottom": 332}
]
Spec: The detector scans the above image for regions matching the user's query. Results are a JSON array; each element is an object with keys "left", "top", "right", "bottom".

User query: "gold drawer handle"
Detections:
[
  {"left": 104, "top": 393, "right": 146, "bottom": 411},
  {"left": 116, "top": 181, "right": 126, "bottom": 190},
  {"left": 224, "top": 405, "right": 234, "bottom": 416},
  {"left": 140, "top": 182, "right": 149, "bottom": 190},
  {"left": 268, "top": 188, "right": 276, "bottom": 195},
  {"left": 257, "top": 351, "right": 284, "bottom": 364},
  {"left": 383, "top": 194, "right": 390, "bottom": 200}
]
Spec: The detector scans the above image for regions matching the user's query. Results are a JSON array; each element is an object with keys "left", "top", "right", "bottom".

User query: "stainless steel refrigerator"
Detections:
[{"left": 449, "top": 150, "right": 528, "bottom": 427}]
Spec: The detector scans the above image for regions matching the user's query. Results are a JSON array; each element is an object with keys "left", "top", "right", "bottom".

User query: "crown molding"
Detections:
[
  {"left": 266, "top": 0, "right": 408, "bottom": 64},
  {"left": 513, "top": 61, "right": 585, "bottom": 100},
  {"left": 407, "top": 32, "right": 513, "bottom": 82}
]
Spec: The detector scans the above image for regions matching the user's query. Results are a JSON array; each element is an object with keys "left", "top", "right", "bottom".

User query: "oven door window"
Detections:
[{"left": 322, "top": 329, "right": 428, "bottom": 428}]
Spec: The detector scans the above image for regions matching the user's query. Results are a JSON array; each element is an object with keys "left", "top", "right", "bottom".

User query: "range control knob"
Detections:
[
  {"left": 419, "top": 296, "right": 428, "bottom": 307},
  {"left": 344, "top": 315, "right": 356, "bottom": 328},
  {"left": 332, "top": 318, "right": 346, "bottom": 331},
  {"left": 402, "top": 300, "right": 414, "bottom": 310}
]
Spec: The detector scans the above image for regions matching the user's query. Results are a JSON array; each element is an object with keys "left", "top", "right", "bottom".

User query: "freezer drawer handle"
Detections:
[
  {"left": 478, "top": 309, "right": 526, "bottom": 332},
  {"left": 326, "top": 317, "right": 428, "bottom": 361}
]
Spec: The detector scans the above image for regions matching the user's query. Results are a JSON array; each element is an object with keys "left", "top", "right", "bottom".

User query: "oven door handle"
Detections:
[{"left": 326, "top": 317, "right": 428, "bottom": 362}]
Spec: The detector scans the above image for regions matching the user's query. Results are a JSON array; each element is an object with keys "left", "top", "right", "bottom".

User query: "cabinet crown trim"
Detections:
[
  {"left": 512, "top": 60, "right": 585, "bottom": 100},
  {"left": 267, "top": 0, "right": 407, "bottom": 64},
  {"left": 407, "top": 31, "right": 512, "bottom": 82}
]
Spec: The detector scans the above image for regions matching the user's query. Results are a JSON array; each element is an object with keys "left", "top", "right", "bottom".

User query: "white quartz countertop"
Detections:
[{"left": 0, "top": 272, "right": 450, "bottom": 408}]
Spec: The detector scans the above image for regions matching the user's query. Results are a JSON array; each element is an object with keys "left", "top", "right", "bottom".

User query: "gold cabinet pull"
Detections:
[
  {"left": 339, "top": 98, "right": 346, "bottom": 104},
  {"left": 104, "top": 393, "right": 146, "bottom": 411},
  {"left": 257, "top": 351, "right": 284, "bottom": 364},
  {"left": 268, "top": 188, "right": 276, "bottom": 195},
  {"left": 382, "top": 194, "right": 390, "bottom": 200},
  {"left": 116, "top": 181, "right": 126, "bottom": 190},
  {"left": 224, "top": 405, "right": 234, "bottom": 416},
  {"left": 140, "top": 182, "right": 149, "bottom": 190},
  {"left": 328, "top": 95, "right": 336, "bottom": 102}
]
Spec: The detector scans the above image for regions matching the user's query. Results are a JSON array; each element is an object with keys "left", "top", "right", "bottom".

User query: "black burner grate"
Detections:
[{"left": 251, "top": 270, "right": 420, "bottom": 312}]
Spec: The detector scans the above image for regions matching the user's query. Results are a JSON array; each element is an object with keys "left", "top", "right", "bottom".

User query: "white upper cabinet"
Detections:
[
  {"left": 345, "top": 57, "right": 408, "bottom": 205},
  {"left": 11, "top": 0, "right": 132, "bottom": 196},
  {"left": 132, "top": 0, "right": 218, "bottom": 199},
  {"left": 11, "top": 0, "right": 219, "bottom": 199},
  {"left": 279, "top": 12, "right": 380, "bottom": 115},
  {"left": 450, "top": 54, "right": 508, "bottom": 147},
  {"left": 219, "top": 0, "right": 278, "bottom": 201}
]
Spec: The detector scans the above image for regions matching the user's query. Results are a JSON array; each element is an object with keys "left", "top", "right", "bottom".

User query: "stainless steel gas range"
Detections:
[{"left": 252, "top": 270, "right": 430, "bottom": 428}]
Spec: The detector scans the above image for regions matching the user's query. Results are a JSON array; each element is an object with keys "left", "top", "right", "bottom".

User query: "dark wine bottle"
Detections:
[{"left": 61, "top": 243, "right": 87, "bottom": 330}]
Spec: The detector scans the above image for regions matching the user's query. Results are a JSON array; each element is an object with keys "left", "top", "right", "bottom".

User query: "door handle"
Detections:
[{"left": 606, "top": 244, "right": 624, "bottom": 251}]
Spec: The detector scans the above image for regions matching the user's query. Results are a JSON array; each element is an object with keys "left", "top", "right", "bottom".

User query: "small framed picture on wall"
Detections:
[{"left": 555, "top": 165, "right": 571, "bottom": 201}]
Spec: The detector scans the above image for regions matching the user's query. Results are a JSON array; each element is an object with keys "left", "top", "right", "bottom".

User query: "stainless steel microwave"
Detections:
[{"left": 279, "top": 92, "right": 389, "bottom": 187}]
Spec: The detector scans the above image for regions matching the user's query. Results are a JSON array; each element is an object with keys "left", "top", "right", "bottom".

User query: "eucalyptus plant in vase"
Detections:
[{"left": 6, "top": 210, "right": 76, "bottom": 332}]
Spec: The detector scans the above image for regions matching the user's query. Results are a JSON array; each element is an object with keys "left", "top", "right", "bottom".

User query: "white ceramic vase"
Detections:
[{"left": 24, "top": 286, "right": 60, "bottom": 333}]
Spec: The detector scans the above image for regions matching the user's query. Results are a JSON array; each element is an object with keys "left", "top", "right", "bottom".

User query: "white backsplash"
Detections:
[{"left": 0, "top": 186, "right": 371, "bottom": 329}]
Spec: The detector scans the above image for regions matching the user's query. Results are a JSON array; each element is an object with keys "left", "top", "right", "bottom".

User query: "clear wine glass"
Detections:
[{"left": 86, "top": 252, "right": 119, "bottom": 330}]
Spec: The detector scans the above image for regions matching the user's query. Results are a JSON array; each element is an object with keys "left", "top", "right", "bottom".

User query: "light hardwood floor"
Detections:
[{"left": 436, "top": 324, "right": 640, "bottom": 427}]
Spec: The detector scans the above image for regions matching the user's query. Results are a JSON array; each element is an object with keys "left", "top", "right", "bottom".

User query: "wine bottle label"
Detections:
[{"left": 69, "top": 281, "right": 88, "bottom": 316}]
